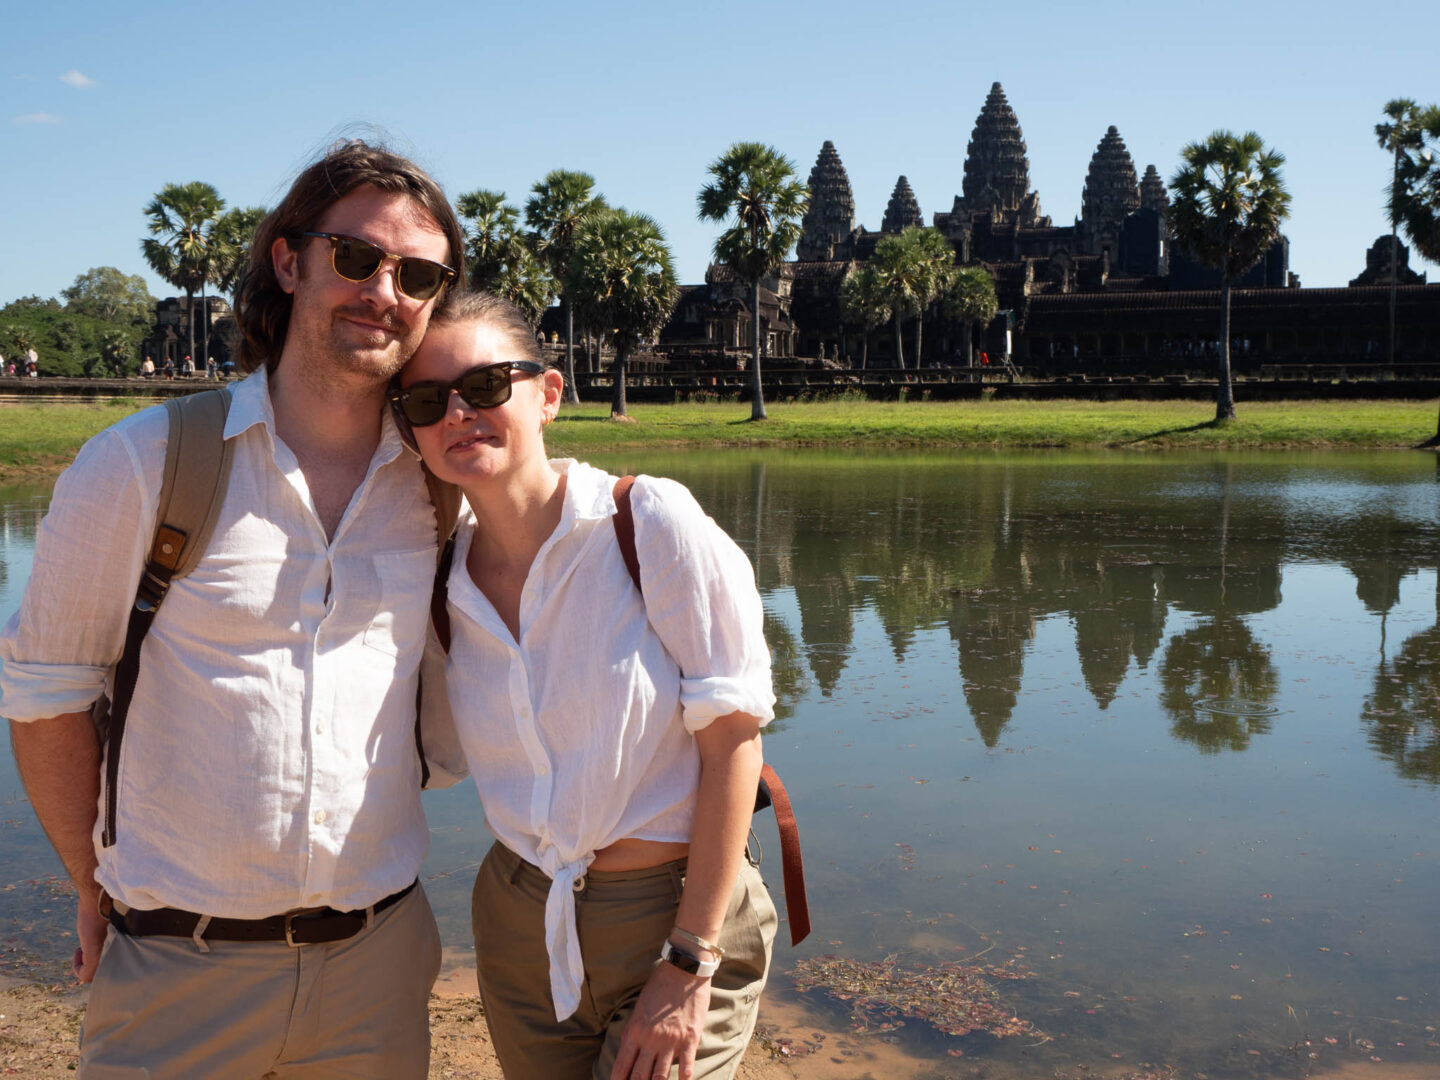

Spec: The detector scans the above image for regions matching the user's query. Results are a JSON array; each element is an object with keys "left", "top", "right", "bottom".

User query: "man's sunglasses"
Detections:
[
  {"left": 296, "top": 231, "right": 457, "bottom": 301},
  {"left": 389, "top": 361, "right": 547, "bottom": 429}
]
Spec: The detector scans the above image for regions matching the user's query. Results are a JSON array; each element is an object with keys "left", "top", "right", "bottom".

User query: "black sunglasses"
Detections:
[
  {"left": 389, "top": 361, "right": 547, "bottom": 429},
  {"left": 297, "top": 231, "right": 457, "bottom": 301}
]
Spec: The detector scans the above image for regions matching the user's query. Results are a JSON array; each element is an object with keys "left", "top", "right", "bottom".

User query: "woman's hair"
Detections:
[
  {"left": 235, "top": 139, "right": 466, "bottom": 373},
  {"left": 430, "top": 291, "right": 550, "bottom": 368}
]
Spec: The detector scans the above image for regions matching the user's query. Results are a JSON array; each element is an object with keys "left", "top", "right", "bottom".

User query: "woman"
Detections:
[{"left": 394, "top": 292, "right": 777, "bottom": 1080}]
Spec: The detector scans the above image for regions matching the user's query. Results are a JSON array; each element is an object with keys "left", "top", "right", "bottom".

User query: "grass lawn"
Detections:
[{"left": 2, "top": 396, "right": 1437, "bottom": 479}]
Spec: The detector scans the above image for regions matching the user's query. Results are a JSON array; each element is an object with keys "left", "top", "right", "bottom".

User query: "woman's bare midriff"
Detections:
[{"left": 590, "top": 838, "right": 690, "bottom": 872}]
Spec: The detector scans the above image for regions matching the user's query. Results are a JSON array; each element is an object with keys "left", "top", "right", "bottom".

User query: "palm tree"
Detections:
[
  {"left": 868, "top": 227, "right": 953, "bottom": 368},
  {"left": 458, "top": 190, "right": 555, "bottom": 327},
  {"left": 1377, "top": 101, "right": 1440, "bottom": 445},
  {"left": 208, "top": 205, "right": 267, "bottom": 300},
  {"left": 697, "top": 143, "right": 809, "bottom": 420},
  {"left": 839, "top": 264, "right": 890, "bottom": 369},
  {"left": 1170, "top": 131, "right": 1291, "bottom": 422},
  {"left": 141, "top": 181, "right": 225, "bottom": 372},
  {"left": 526, "top": 171, "right": 605, "bottom": 404},
  {"left": 1376, "top": 100, "right": 1434, "bottom": 368},
  {"left": 943, "top": 265, "right": 999, "bottom": 367},
  {"left": 568, "top": 208, "right": 679, "bottom": 418}
]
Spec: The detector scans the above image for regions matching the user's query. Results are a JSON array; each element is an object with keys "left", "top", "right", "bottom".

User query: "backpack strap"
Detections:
[
  {"left": 415, "top": 467, "right": 461, "bottom": 789},
  {"left": 610, "top": 476, "right": 810, "bottom": 946},
  {"left": 103, "top": 389, "right": 233, "bottom": 847}
]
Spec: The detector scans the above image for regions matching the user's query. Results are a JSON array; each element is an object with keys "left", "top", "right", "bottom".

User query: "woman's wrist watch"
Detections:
[{"left": 659, "top": 940, "right": 719, "bottom": 978}]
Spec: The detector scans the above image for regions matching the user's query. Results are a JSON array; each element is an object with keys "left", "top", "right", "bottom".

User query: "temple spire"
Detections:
[
  {"left": 961, "top": 82, "right": 1034, "bottom": 219},
  {"left": 1080, "top": 125, "right": 1141, "bottom": 255},
  {"left": 797, "top": 140, "right": 856, "bottom": 261},
  {"left": 881, "top": 176, "right": 924, "bottom": 233}
]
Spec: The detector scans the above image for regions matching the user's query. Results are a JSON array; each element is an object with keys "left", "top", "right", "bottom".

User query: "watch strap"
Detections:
[{"left": 659, "top": 939, "right": 719, "bottom": 978}]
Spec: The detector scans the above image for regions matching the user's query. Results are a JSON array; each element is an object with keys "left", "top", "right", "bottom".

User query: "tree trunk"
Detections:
[
  {"left": 562, "top": 299, "right": 579, "bottom": 404},
  {"left": 185, "top": 288, "right": 196, "bottom": 372},
  {"left": 964, "top": 321, "right": 974, "bottom": 367},
  {"left": 1215, "top": 277, "right": 1236, "bottom": 422},
  {"left": 860, "top": 329, "right": 869, "bottom": 370},
  {"left": 611, "top": 343, "right": 628, "bottom": 417},
  {"left": 750, "top": 279, "right": 767, "bottom": 421},
  {"left": 1389, "top": 145, "right": 1400, "bottom": 370},
  {"left": 892, "top": 312, "right": 904, "bottom": 370},
  {"left": 914, "top": 309, "right": 924, "bottom": 369},
  {"left": 200, "top": 281, "right": 209, "bottom": 373}
]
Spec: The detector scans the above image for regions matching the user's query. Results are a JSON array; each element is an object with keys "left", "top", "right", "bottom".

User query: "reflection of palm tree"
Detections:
[
  {"left": 1362, "top": 578, "right": 1440, "bottom": 784},
  {"left": 762, "top": 612, "right": 806, "bottom": 734},
  {"left": 1159, "top": 617, "right": 1278, "bottom": 753}
]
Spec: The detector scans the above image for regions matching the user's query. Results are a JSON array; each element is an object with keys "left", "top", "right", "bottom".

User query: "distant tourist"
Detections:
[
  {"left": 140, "top": 356, "right": 154, "bottom": 379},
  {"left": 206, "top": 357, "right": 217, "bottom": 380},
  {"left": 162, "top": 357, "right": 174, "bottom": 380},
  {"left": 181, "top": 355, "right": 195, "bottom": 377}
]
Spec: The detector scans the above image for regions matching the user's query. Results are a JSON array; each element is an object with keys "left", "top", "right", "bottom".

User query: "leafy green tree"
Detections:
[
  {"left": 1377, "top": 100, "right": 1440, "bottom": 445},
  {"left": 141, "top": 181, "right": 226, "bottom": 371},
  {"left": 942, "top": 265, "right": 999, "bottom": 366},
  {"left": 208, "top": 205, "right": 267, "bottom": 300},
  {"left": 62, "top": 267, "right": 155, "bottom": 325},
  {"left": 568, "top": 208, "right": 678, "bottom": 418},
  {"left": 697, "top": 142, "right": 809, "bottom": 420},
  {"left": 839, "top": 263, "right": 889, "bottom": 369},
  {"left": 1170, "top": 131, "right": 1291, "bottom": 422},
  {"left": 526, "top": 171, "right": 606, "bottom": 404},
  {"left": 868, "top": 227, "right": 953, "bottom": 368},
  {"left": 458, "top": 190, "right": 555, "bottom": 328}
]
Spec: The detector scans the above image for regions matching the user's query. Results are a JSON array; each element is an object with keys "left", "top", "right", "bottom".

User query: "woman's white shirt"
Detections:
[{"left": 443, "top": 459, "right": 775, "bottom": 1020}]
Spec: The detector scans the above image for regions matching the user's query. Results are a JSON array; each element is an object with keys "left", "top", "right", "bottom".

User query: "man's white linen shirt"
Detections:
[
  {"left": 0, "top": 369, "right": 462, "bottom": 917},
  {"left": 443, "top": 459, "right": 776, "bottom": 1020}
]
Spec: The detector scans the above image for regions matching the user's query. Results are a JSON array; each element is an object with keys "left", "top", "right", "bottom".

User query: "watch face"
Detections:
[{"left": 662, "top": 943, "right": 704, "bottom": 974}]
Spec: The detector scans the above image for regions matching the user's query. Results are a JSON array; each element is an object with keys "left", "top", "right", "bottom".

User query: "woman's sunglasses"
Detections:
[
  {"left": 296, "top": 231, "right": 457, "bottom": 301},
  {"left": 389, "top": 361, "right": 547, "bottom": 429}
]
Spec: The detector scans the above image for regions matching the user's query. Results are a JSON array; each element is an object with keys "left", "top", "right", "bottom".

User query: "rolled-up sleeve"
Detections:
[
  {"left": 0, "top": 421, "right": 156, "bottom": 722},
  {"left": 629, "top": 476, "right": 775, "bottom": 732}
]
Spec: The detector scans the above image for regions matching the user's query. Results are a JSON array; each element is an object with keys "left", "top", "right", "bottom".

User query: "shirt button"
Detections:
[
  {"left": 315, "top": 724, "right": 325, "bottom": 735},
  {"left": 537, "top": 766, "right": 548, "bottom": 776},
  {"left": 313, "top": 810, "right": 327, "bottom": 824}
]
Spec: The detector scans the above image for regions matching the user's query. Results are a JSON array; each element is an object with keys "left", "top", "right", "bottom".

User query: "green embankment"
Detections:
[{"left": 2, "top": 397, "right": 1436, "bottom": 478}]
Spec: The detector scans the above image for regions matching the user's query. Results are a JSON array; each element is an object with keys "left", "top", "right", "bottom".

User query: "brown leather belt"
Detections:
[{"left": 106, "top": 880, "right": 417, "bottom": 946}]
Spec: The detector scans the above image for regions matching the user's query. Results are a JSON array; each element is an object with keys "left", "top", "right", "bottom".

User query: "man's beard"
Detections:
[{"left": 314, "top": 303, "right": 418, "bottom": 385}]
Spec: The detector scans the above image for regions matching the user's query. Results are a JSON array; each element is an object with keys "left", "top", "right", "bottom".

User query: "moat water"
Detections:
[{"left": 3, "top": 450, "right": 1438, "bottom": 1079}]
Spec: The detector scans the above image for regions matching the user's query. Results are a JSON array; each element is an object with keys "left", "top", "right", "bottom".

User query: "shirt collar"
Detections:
[{"left": 222, "top": 366, "right": 406, "bottom": 469}]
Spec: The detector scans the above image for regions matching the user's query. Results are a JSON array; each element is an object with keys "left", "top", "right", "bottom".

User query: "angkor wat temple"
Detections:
[{"left": 664, "top": 83, "right": 1439, "bottom": 373}]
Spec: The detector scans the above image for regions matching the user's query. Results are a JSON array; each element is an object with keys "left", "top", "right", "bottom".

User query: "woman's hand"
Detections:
[{"left": 610, "top": 962, "right": 711, "bottom": 1080}]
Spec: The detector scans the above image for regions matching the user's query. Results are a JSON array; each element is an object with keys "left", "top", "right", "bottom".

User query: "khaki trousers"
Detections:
[
  {"left": 472, "top": 843, "right": 776, "bottom": 1080},
  {"left": 79, "top": 885, "right": 442, "bottom": 1080}
]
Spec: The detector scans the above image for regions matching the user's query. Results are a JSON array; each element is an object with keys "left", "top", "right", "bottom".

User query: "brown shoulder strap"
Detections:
[
  {"left": 104, "top": 388, "right": 234, "bottom": 847},
  {"left": 612, "top": 475, "right": 641, "bottom": 593},
  {"left": 760, "top": 763, "right": 811, "bottom": 945}
]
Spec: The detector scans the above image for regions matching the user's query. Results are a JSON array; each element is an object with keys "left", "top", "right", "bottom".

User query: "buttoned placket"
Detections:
[{"left": 272, "top": 426, "right": 403, "bottom": 905}]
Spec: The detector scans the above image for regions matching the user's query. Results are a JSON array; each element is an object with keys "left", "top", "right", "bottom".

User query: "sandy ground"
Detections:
[{"left": 0, "top": 966, "right": 801, "bottom": 1080}]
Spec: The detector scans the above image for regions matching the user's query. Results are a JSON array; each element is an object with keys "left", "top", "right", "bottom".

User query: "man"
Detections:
[{"left": 1, "top": 140, "right": 466, "bottom": 1078}]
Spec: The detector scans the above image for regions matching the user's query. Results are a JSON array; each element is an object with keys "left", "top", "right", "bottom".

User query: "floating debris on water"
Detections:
[{"left": 791, "top": 952, "right": 1038, "bottom": 1040}]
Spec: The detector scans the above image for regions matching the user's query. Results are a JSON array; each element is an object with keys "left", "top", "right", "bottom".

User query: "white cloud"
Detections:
[
  {"left": 13, "top": 113, "right": 62, "bottom": 125},
  {"left": 60, "top": 69, "right": 96, "bottom": 89}
]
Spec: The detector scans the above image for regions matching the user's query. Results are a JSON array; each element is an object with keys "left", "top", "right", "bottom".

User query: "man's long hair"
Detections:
[{"left": 235, "top": 140, "right": 466, "bottom": 373}]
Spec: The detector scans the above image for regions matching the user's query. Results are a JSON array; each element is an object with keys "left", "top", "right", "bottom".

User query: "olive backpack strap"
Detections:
[
  {"left": 415, "top": 466, "right": 462, "bottom": 788},
  {"left": 102, "top": 388, "right": 234, "bottom": 847},
  {"left": 611, "top": 476, "right": 811, "bottom": 946}
]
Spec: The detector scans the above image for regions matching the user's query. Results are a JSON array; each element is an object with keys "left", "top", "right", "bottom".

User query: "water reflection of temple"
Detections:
[{"left": 737, "top": 460, "right": 1435, "bottom": 766}]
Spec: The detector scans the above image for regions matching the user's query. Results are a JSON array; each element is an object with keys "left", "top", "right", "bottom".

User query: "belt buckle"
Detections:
[{"left": 283, "top": 908, "right": 367, "bottom": 947}]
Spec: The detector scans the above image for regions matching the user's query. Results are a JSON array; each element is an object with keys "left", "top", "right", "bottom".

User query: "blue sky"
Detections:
[{"left": 3, "top": 0, "right": 1437, "bottom": 308}]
